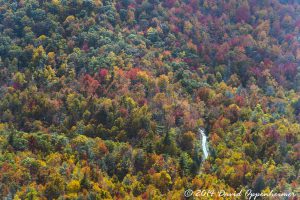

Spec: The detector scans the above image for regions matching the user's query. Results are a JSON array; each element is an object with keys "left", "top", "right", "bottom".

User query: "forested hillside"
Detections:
[{"left": 0, "top": 0, "right": 299, "bottom": 199}]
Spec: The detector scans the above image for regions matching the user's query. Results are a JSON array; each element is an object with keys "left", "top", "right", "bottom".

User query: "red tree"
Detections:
[{"left": 82, "top": 74, "right": 100, "bottom": 96}]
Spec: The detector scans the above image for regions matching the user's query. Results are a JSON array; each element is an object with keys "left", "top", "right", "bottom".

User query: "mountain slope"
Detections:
[{"left": 0, "top": 0, "right": 299, "bottom": 199}]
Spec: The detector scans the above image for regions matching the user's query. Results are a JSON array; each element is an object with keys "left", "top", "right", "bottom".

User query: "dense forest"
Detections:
[{"left": 0, "top": 0, "right": 299, "bottom": 199}]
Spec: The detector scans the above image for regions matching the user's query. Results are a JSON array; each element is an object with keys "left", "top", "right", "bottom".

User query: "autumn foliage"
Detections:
[{"left": 0, "top": 0, "right": 299, "bottom": 199}]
